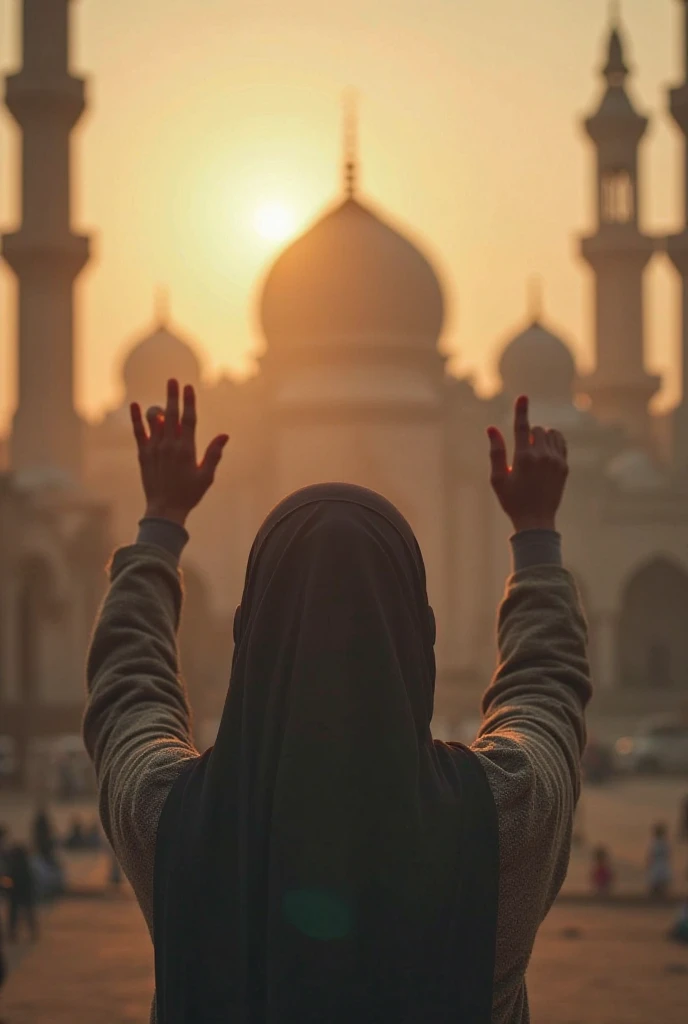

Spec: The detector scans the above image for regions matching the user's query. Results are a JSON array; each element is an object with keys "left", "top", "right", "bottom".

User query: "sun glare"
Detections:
[{"left": 253, "top": 201, "right": 297, "bottom": 243}]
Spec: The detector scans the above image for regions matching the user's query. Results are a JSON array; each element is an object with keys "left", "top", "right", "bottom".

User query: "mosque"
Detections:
[{"left": 2, "top": 0, "right": 688, "bottom": 786}]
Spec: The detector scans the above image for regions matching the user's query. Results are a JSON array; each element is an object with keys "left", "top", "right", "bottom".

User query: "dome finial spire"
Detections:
[
  {"left": 603, "top": 3, "right": 629, "bottom": 84},
  {"left": 155, "top": 285, "right": 170, "bottom": 327},
  {"left": 342, "top": 88, "right": 359, "bottom": 200},
  {"left": 528, "top": 275, "right": 544, "bottom": 323}
]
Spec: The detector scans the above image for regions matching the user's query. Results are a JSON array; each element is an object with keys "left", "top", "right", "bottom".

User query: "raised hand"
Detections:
[
  {"left": 130, "top": 379, "right": 229, "bottom": 527},
  {"left": 487, "top": 395, "right": 568, "bottom": 533}
]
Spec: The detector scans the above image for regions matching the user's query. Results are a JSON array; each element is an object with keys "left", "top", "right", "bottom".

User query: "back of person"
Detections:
[{"left": 84, "top": 383, "right": 590, "bottom": 1023}]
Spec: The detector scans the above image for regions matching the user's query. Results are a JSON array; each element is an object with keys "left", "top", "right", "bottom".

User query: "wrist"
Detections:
[
  {"left": 143, "top": 505, "right": 189, "bottom": 528},
  {"left": 510, "top": 516, "right": 557, "bottom": 534}
]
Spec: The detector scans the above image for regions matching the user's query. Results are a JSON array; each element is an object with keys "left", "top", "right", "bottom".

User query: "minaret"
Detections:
[
  {"left": 667, "top": 0, "right": 688, "bottom": 474},
  {"left": 579, "top": 7, "right": 659, "bottom": 446},
  {"left": 1, "top": 0, "right": 91, "bottom": 482}
]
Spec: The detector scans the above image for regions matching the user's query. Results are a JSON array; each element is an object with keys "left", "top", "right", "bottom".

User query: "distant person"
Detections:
[
  {"left": 678, "top": 793, "right": 688, "bottom": 843},
  {"left": 84, "top": 819, "right": 103, "bottom": 851},
  {"left": 590, "top": 845, "right": 614, "bottom": 896},
  {"left": 64, "top": 817, "right": 85, "bottom": 851},
  {"left": 6, "top": 845, "right": 38, "bottom": 943},
  {"left": 647, "top": 823, "right": 672, "bottom": 900},
  {"left": 668, "top": 898, "right": 688, "bottom": 945},
  {"left": 0, "top": 827, "right": 6, "bottom": 1001},
  {"left": 84, "top": 382, "right": 591, "bottom": 1024},
  {"left": 109, "top": 851, "right": 123, "bottom": 890},
  {"left": 32, "top": 805, "right": 58, "bottom": 866},
  {"left": 0, "top": 825, "right": 8, "bottom": 886}
]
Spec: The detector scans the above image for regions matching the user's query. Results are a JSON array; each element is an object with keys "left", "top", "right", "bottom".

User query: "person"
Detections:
[
  {"left": 647, "top": 822, "right": 673, "bottom": 900},
  {"left": 0, "top": 826, "right": 6, "bottom": 1015},
  {"left": 668, "top": 898, "right": 688, "bottom": 945},
  {"left": 64, "top": 816, "right": 86, "bottom": 851},
  {"left": 6, "top": 845, "right": 38, "bottom": 943},
  {"left": 32, "top": 805, "right": 58, "bottom": 865},
  {"left": 590, "top": 845, "right": 614, "bottom": 896},
  {"left": 109, "top": 850, "right": 123, "bottom": 890},
  {"left": 678, "top": 793, "right": 688, "bottom": 843},
  {"left": 83, "top": 380, "right": 590, "bottom": 1024}
]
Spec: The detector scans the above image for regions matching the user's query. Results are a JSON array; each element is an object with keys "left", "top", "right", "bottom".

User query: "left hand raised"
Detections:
[{"left": 130, "top": 378, "right": 229, "bottom": 527}]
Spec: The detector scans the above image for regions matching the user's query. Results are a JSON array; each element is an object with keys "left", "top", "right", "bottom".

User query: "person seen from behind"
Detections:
[
  {"left": 6, "top": 845, "right": 38, "bottom": 943},
  {"left": 83, "top": 381, "right": 591, "bottom": 1024},
  {"left": 590, "top": 845, "right": 614, "bottom": 897},
  {"left": 647, "top": 822, "right": 672, "bottom": 900}
]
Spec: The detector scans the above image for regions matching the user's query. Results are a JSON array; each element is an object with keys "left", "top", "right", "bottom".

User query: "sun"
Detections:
[{"left": 253, "top": 201, "right": 297, "bottom": 243}]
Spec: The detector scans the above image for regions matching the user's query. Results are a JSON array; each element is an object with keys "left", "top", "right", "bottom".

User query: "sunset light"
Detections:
[{"left": 253, "top": 201, "right": 297, "bottom": 243}]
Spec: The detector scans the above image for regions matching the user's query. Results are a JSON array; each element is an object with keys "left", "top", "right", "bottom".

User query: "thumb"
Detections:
[
  {"left": 199, "top": 434, "right": 229, "bottom": 485},
  {"left": 487, "top": 427, "right": 508, "bottom": 485}
]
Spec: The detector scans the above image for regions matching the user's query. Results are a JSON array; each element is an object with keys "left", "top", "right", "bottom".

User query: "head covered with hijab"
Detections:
[{"left": 154, "top": 484, "right": 498, "bottom": 1024}]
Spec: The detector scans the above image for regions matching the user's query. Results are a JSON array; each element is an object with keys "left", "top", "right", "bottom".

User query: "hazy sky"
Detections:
[{"left": 0, "top": 0, "right": 682, "bottom": 430}]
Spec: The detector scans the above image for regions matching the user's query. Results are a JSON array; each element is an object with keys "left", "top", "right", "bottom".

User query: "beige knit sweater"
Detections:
[{"left": 83, "top": 541, "right": 591, "bottom": 1024}]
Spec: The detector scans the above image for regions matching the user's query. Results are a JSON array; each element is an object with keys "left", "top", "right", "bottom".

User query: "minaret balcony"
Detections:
[
  {"left": 667, "top": 230, "right": 688, "bottom": 274},
  {"left": 580, "top": 228, "right": 656, "bottom": 267},
  {"left": 670, "top": 84, "right": 688, "bottom": 134},
  {"left": 1, "top": 231, "right": 90, "bottom": 278},
  {"left": 4, "top": 72, "right": 86, "bottom": 128}
]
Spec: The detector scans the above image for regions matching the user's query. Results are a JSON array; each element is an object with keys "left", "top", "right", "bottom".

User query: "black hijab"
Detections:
[{"left": 154, "top": 484, "right": 499, "bottom": 1024}]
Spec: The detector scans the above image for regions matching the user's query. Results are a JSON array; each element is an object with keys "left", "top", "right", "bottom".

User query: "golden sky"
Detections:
[{"left": 0, "top": 0, "right": 682, "bottom": 432}]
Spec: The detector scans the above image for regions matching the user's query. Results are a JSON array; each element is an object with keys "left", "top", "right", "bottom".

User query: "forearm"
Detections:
[
  {"left": 478, "top": 533, "right": 591, "bottom": 773},
  {"left": 83, "top": 537, "right": 193, "bottom": 780}
]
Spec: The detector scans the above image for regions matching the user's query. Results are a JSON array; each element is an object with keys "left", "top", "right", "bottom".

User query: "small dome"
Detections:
[
  {"left": 607, "top": 450, "right": 665, "bottom": 492},
  {"left": 122, "top": 320, "right": 202, "bottom": 407},
  {"left": 260, "top": 197, "right": 445, "bottom": 351},
  {"left": 499, "top": 319, "right": 576, "bottom": 402}
]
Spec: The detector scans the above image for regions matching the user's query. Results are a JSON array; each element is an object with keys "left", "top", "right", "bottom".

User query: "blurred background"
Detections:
[{"left": 0, "top": 1, "right": 687, "bottom": 1021}]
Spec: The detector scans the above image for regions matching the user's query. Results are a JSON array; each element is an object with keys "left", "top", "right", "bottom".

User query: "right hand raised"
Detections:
[{"left": 487, "top": 395, "right": 568, "bottom": 533}]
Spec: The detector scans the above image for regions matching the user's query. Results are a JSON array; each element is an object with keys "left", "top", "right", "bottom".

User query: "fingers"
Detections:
[
  {"left": 146, "top": 405, "right": 165, "bottom": 441},
  {"left": 487, "top": 427, "right": 509, "bottom": 485},
  {"left": 181, "top": 385, "right": 197, "bottom": 448},
  {"left": 548, "top": 428, "right": 568, "bottom": 460},
  {"left": 531, "top": 425, "right": 547, "bottom": 454},
  {"left": 130, "top": 403, "right": 148, "bottom": 453},
  {"left": 164, "top": 379, "right": 180, "bottom": 438},
  {"left": 513, "top": 395, "right": 530, "bottom": 456},
  {"left": 199, "top": 434, "right": 230, "bottom": 486}
]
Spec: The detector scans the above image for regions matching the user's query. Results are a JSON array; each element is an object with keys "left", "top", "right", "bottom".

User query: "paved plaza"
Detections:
[{"left": 1, "top": 776, "right": 687, "bottom": 1022}]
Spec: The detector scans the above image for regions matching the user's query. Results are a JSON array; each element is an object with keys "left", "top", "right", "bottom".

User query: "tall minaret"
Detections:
[
  {"left": 1, "top": 0, "right": 90, "bottom": 482},
  {"left": 579, "top": 8, "right": 659, "bottom": 446},
  {"left": 667, "top": 0, "right": 688, "bottom": 474}
]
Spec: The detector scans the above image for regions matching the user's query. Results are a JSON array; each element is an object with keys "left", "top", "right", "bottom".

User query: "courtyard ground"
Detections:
[{"left": 1, "top": 776, "right": 687, "bottom": 1022}]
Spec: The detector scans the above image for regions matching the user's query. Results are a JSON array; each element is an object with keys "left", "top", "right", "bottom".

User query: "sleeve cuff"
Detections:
[
  {"left": 510, "top": 529, "right": 562, "bottom": 572},
  {"left": 136, "top": 517, "right": 189, "bottom": 562}
]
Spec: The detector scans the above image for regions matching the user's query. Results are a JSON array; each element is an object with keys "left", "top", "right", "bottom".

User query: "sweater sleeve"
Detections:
[
  {"left": 471, "top": 562, "right": 591, "bottom": 1024},
  {"left": 82, "top": 544, "right": 200, "bottom": 935}
]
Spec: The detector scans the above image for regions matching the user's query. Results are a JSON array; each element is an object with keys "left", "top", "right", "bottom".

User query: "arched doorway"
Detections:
[{"left": 617, "top": 558, "right": 688, "bottom": 690}]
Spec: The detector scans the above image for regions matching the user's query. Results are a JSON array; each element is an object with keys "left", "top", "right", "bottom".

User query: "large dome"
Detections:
[
  {"left": 260, "top": 197, "right": 445, "bottom": 351},
  {"left": 122, "top": 320, "right": 203, "bottom": 406},
  {"left": 499, "top": 319, "right": 576, "bottom": 402}
]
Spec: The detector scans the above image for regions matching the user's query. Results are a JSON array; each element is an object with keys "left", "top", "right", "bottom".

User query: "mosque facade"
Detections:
[{"left": 2, "top": 1, "right": 688, "bottom": 784}]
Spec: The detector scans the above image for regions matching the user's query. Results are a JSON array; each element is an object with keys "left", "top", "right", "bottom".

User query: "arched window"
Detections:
[
  {"left": 617, "top": 558, "right": 688, "bottom": 689},
  {"left": 601, "top": 170, "right": 634, "bottom": 224}
]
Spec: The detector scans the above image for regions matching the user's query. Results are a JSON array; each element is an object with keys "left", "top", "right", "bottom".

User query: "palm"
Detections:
[
  {"left": 130, "top": 379, "right": 229, "bottom": 525},
  {"left": 488, "top": 396, "right": 568, "bottom": 531}
]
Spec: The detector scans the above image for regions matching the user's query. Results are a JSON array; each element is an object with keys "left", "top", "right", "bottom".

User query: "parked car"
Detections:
[
  {"left": 582, "top": 739, "right": 615, "bottom": 784},
  {"left": 614, "top": 718, "right": 688, "bottom": 775}
]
